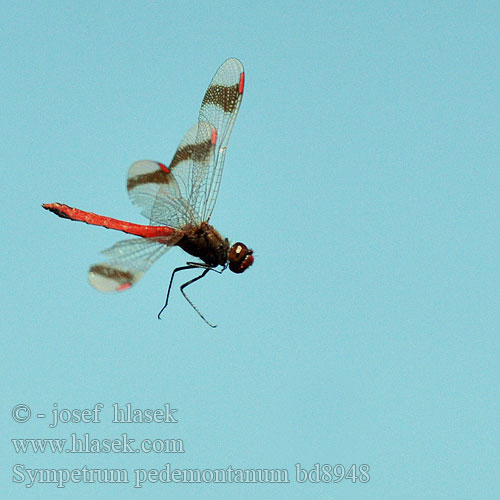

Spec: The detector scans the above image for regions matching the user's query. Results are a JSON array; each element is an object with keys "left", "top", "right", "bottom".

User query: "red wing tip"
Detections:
[
  {"left": 211, "top": 128, "right": 218, "bottom": 145},
  {"left": 117, "top": 282, "right": 132, "bottom": 291},
  {"left": 238, "top": 72, "right": 245, "bottom": 94},
  {"left": 158, "top": 162, "right": 170, "bottom": 174}
]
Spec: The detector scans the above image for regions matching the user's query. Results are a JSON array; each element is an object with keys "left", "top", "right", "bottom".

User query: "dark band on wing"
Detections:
[
  {"left": 89, "top": 264, "right": 135, "bottom": 283},
  {"left": 127, "top": 169, "right": 171, "bottom": 191},
  {"left": 127, "top": 137, "right": 214, "bottom": 192},
  {"left": 202, "top": 84, "right": 241, "bottom": 114},
  {"left": 170, "top": 137, "right": 214, "bottom": 169}
]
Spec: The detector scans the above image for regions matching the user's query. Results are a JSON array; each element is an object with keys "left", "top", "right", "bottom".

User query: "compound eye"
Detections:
[
  {"left": 229, "top": 243, "right": 246, "bottom": 263},
  {"left": 228, "top": 242, "right": 254, "bottom": 273}
]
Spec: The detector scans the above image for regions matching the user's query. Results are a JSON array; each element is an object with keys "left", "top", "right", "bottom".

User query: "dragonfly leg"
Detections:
[
  {"left": 186, "top": 261, "right": 226, "bottom": 274},
  {"left": 179, "top": 268, "right": 216, "bottom": 328},
  {"left": 158, "top": 263, "right": 223, "bottom": 326},
  {"left": 158, "top": 264, "right": 196, "bottom": 320}
]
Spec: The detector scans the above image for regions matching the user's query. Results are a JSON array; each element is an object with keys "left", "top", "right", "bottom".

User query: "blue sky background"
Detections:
[{"left": 2, "top": 1, "right": 499, "bottom": 499}]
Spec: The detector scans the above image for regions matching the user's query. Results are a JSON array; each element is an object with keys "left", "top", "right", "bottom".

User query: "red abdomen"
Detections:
[{"left": 42, "top": 203, "right": 175, "bottom": 238}]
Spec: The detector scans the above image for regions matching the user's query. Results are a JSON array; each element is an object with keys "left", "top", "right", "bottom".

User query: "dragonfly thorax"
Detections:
[{"left": 176, "top": 222, "right": 230, "bottom": 268}]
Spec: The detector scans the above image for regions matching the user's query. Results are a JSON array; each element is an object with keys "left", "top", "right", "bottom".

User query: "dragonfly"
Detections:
[{"left": 43, "top": 58, "right": 253, "bottom": 327}]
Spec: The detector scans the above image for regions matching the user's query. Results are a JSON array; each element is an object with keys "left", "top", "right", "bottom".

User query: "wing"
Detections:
[
  {"left": 88, "top": 234, "right": 182, "bottom": 292},
  {"left": 127, "top": 121, "right": 217, "bottom": 228},
  {"left": 194, "top": 58, "right": 245, "bottom": 221},
  {"left": 127, "top": 58, "right": 244, "bottom": 226}
]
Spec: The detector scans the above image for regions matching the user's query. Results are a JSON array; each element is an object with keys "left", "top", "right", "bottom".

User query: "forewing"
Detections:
[
  {"left": 193, "top": 58, "right": 245, "bottom": 221},
  {"left": 88, "top": 235, "right": 181, "bottom": 292},
  {"left": 127, "top": 122, "right": 216, "bottom": 227},
  {"left": 127, "top": 58, "right": 244, "bottom": 226}
]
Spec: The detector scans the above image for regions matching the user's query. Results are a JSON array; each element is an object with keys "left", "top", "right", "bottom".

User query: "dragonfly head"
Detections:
[{"left": 228, "top": 242, "right": 254, "bottom": 273}]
